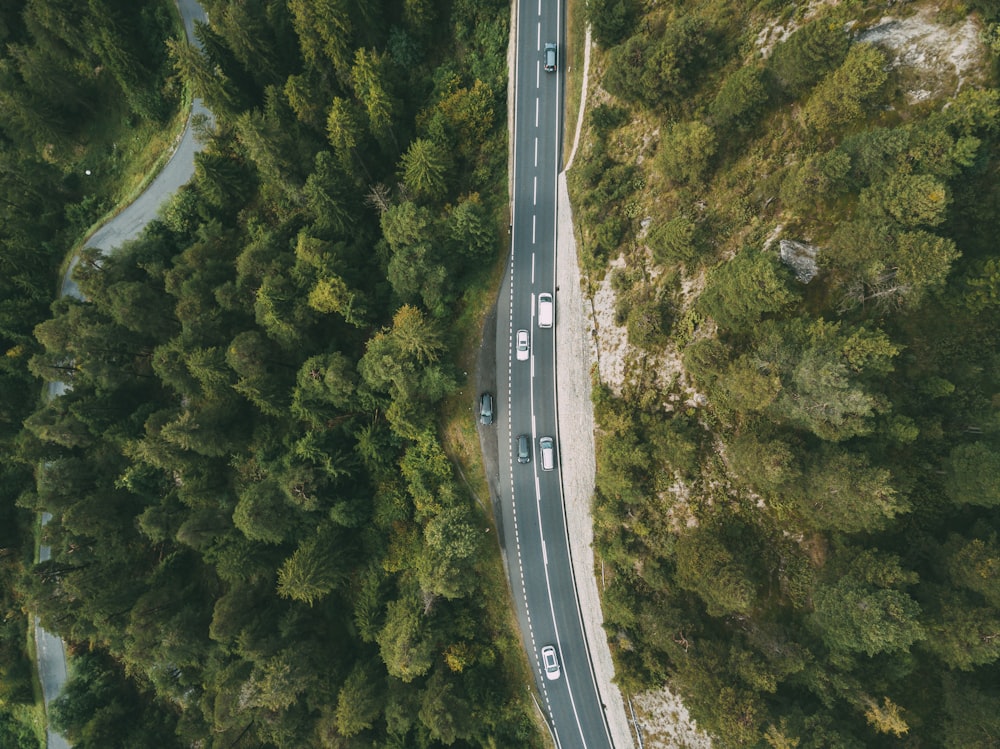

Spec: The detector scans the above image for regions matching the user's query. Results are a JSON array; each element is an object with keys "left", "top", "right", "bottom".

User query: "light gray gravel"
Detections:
[{"left": 554, "top": 172, "right": 635, "bottom": 749}]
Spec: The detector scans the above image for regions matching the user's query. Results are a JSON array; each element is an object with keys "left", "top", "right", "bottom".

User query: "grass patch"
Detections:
[
  {"left": 562, "top": 0, "right": 588, "bottom": 167},
  {"left": 6, "top": 703, "right": 47, "bottom": 748},
  {"left": 440, "top": 253, "right": 507, "bottom": 506},
  {"left": 24, "top": 618, "right": 43, "bottom": 714}
]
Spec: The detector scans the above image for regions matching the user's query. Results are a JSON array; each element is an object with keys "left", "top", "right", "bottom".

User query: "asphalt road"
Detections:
[
  {"left": 493, "top": 1, "right": 617, "bottom": 746},
  {"left": 61, "top": 95, "right": 211, "bottom": 296},
  {"left": 35, "top": 2, "right": 209, "bottom": 745}
]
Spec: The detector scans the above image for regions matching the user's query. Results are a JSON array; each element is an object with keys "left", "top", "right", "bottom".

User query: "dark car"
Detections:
[
  {"left": 544, "top": 43, "right": 557, "bottom": 72},
  {"left": 517, "top": 434, "right": 531, "bottom": 464},
  {"left": 479, "top": 392, "right": 494, "bottom": 425}
]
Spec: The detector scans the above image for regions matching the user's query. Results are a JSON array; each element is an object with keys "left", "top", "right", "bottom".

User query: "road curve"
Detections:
[
  {"left": 495, "top": 0, "right": 618, "bottom": 746},
  {"left": 35, "top": 2, "right": 210, "bottom": 745}
]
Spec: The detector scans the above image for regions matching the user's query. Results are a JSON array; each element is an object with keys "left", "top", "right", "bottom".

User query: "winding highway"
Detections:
[{"left": 496, "top": 1, "right": 617, "bottom": 746}]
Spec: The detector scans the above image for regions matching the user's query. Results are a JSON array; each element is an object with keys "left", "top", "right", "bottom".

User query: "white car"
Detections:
[
  {"left": 538, "top": 293, "right": 553, "bottom": 328},
  {"left": 516, "top": 329, "right": 529, "bottom": 361},
  {"left": 539, "top": 436, "right": 555, "bottom": 471},
  {"left": 541, "top": 645, "right": 561, "bottom": 680}
]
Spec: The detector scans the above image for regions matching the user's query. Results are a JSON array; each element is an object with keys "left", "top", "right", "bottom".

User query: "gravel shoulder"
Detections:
[{"left": 554, "top": 171, "right": 636, "bottom": 749}]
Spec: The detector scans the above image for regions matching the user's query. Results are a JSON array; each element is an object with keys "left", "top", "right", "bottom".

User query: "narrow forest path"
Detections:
[{"left": 34, "top": 2, "right": 210, "bottom": 745}]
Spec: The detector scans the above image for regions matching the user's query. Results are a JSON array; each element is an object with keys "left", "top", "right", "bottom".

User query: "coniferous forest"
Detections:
[
  {"left": 6, "top": 0, "right": 1000, "bottom": 747},
  {"left": 573, "top": 0, "right": 1000, "bottom": 745},
  {"left": 2, "top": 0, "right": 536, "bottom": 746}
]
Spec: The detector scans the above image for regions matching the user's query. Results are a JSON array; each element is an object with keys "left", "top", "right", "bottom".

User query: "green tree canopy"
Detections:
[
  {"left": 698, "top": 250, "right": 795, "bottom": 333},
  {"left": 945, "top": 442, "right": 1000, "bottom": 507},
  {"left": 810, "top": 551, "right": 924, "bottom": 657}
]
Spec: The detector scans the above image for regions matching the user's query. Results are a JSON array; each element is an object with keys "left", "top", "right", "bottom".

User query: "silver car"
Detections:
[
  {"left": 516, "top": 329, "right": 529, "bottom": 361},
  {"left": 541, "top": 645, "right": 561, "bottom": 680}
]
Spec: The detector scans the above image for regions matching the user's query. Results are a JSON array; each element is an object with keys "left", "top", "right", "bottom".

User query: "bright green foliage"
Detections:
[
  {"left": 802, "top": 44, "right": 888, "bottom": 134},
  {"left": 891, "top": 230, "right": 960, "bottom": 300},
  {"left": 288, "top": 0, "right": 352, "bottom": 76},
  {"left": 307, "top": 274, "right": 368, "bottom": 325},
  {"left": 648, "top": 214, "right": 699, "bottom": 264},
  {"left": 447, "top": 194, "right": 495, "bottom": 259},
  {"left": 863, "top": 697, "right": 910, "bottom": 738},
  {"left": 698, "top": 250, "right": 795, "bottom": 333},
  {"left": 377, "top": 597, "right": 435, "bottom": 682},
  {"left": 717, "top": 355, "right": 782, "bottom": 413},
  {"left": 811, "top": 552, "right": 924, "bottom": 657},
  {"left": 825, "top": 219, "right": 896, "bottom": 279},
  {"left": 276, "top": 527, "right": 346, "bottom": 606},
  {"left": 382, "top": 200, "right": 437, "bottom": 249},
  {"left": 768, "top": 12, "right": 850, "bottom": 96},
  {"left": 864, "top": 173, "right": 950, "bottom": 227},
  {"left": 432, "top": 78, "right": 497, "bottom": 161},
  {"left": 326, "top": 97, "right": 363, "bottom": 166},
  {"left": 675, "top": 527, "right": 756, "bottom": 616},
  {"left": 233, "top": 478, "right": 294, "bottom": 544},
  {"left": 658, "top": 120, "right": 717, "bottom": 184},
  {"left": 359, "top": 306, "right": 453, "bottom": 436},
  {"left": 711, "top": 66, "right": 768, "bottom": 131},
  {"left": 335, "top": 661, "right": 384, "bottom": 736},
  {"left": 351, "top": 47, "right": 398, "bottom": 144},
  {"left": 399, "top": 137, "right": 449, "bottom": 201},
  {"left": 419, "top": 505, "right": 480, "bottom": 599},
  {"left": 796, "top": 447, "right": 907, "bottom": 532}
]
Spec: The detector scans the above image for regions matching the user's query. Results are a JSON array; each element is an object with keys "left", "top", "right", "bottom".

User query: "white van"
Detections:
[
  {"left": 539, "top": 436, "right": 555, "bottom": 471},
  {"left": 538, "top": 293, "right": 553, "bottom": 329}
]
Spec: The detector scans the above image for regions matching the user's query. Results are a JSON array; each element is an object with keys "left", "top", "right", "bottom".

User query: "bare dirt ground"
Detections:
[{"left": 859, "top": 5, "right": 986, "bottom": 101}]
